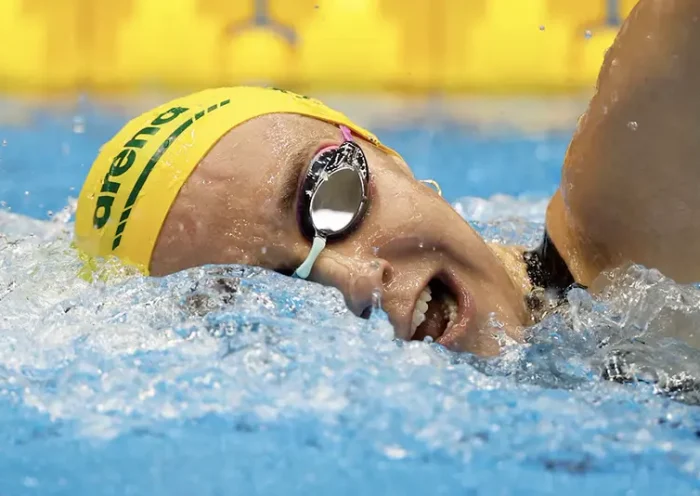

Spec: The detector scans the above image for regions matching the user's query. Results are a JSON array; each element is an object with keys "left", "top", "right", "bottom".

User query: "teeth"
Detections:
[
  {"left": 418, "top": 288, "right": 432, "bottom": 303},
  {"left": 411, "top": 286, "right": 432, "bottom": 333},
  {"left": 410, "top": 286, "right": 459, "bottom": 337},
  {"left": 443, "top": 294, "right": 458, "bottom": 328}
]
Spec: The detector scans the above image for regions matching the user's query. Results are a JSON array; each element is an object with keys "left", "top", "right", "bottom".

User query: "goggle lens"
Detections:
[{"left": 293, "top": 127, "right": 369, "bottom": 279}]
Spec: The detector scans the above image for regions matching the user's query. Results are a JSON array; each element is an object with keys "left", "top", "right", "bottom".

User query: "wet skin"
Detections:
[
  {"left": 151, "top": 0, "right": 700, "bottom": 356},
  {"left": 546, "top": 0, "right": 700, "bottom": 288},
  {"left": 151, "top": 114, "right": 532, "bottom": 356}
]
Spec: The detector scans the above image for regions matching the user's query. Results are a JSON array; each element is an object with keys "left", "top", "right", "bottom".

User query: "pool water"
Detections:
[{"left": 1, "top": 95, "right": 700, "bottom": 496}]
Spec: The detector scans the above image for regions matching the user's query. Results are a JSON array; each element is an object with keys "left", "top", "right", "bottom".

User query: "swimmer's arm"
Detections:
[{"left": 547, "top": 0, "right": 700, "bottom": 285}]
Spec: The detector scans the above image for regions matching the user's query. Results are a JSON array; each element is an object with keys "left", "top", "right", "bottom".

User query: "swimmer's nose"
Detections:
[
  {"left": 350, "top": 258, "right": 394, "bottom": 318},
  {"left": 310, "top": 253, "right": 393, "bottom": 318}
]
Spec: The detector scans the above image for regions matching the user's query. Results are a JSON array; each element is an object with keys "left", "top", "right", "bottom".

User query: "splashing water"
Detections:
[
  {"left": 1, "top": 193, "right": 700, "bottom": 495},
  {"left": 2, "top": 97, "right": 700, "bottom": 494}
]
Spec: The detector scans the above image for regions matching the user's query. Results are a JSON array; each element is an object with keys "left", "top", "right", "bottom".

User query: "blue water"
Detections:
[
  {"left": 1, "top": 95, "right": 700, "bottom": 496},
  {"left": 0, "top": 96, "right": 568, "bottom": 218}
]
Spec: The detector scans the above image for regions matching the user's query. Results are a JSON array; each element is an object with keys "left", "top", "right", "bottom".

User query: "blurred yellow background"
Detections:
[{"left": 0, "top": 0, "right": 638, "bottom": 94}]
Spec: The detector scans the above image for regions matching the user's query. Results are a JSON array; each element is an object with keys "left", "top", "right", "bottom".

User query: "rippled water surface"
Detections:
[{"left": 1, "top": 96, "right": 700, "bottom": 495}]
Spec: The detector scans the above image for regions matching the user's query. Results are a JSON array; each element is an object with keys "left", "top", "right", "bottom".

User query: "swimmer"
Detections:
[{"left": 74, "top": 0, "right": 700, "bottom": 356}]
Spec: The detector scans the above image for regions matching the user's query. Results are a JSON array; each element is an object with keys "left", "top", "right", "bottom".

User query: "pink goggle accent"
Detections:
[{"left": 340, "top": 125, "right": 353, "bottom": 142}]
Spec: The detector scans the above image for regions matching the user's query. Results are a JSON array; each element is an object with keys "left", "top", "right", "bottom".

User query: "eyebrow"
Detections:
[{"left": 278, "top": 145, "right": 312, "bottom": 214}]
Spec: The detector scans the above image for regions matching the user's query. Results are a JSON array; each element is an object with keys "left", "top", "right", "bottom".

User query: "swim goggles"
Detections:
[
  {"left": 291, "top": 126, "right": 442, "bottom": 280},
  {"left": 293, "top": 126, "right": 369, "bottom": 279}
]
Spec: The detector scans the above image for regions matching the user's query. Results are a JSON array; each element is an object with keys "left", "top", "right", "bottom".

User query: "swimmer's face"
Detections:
[{"left": 152, "top": 114, "right": 530, "bottom": 356}]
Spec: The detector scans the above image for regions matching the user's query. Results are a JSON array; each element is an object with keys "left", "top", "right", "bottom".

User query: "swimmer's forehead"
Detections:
[
  {"left": 205, "top": 113, "right": 414, "bottom": 205},
  {"left": 74, "top": 87, "right": 409, "bottom": 274},
  {"left": 254, "top": 112, "right": 413, "bottom": 175}
]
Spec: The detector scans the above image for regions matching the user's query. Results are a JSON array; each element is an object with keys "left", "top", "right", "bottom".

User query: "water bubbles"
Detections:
[
  {"left": 567, "top": 286, "right": 593, "bottom": 312},
  {"left": 539, "top": 25, "right": 545, "bottom": 31},
  {"left": 584, "top": 29, "right": 593, "bottom": 39},
  {"left": 627, "top": 121, "right": 639, "bottom": 131},
  {"left": 453, "top": 195, "right": 547, "bottom": 224},
  {"left": 2, "top": 196, "right": 700, "bottom": 490},
  {"left": 418, "top": 241, "right": 424, "bottom": 249},
  {"left": 372, "top": 246, "right": 379, "bottom": 256},
  {"left": 1, "top": 139, "right": 7, "bottom": 147},
  {"left": 50, "top": 201, "right": 78, "bottom": 224},
  {"left": 24, "top": 191, "right": 29, "bottom": 196},
  {"left": 261, "top": 246, "right": 268, "bottom": 255}
]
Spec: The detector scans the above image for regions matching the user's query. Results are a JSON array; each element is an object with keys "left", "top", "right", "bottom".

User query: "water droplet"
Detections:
[
  {"left": 1, "top": 139, "right": 7, "bottom": 147},
  {"left": 69, "top": 186, "right": 75, "bottom": 191},
  {"left": 72, "top": 116, "right": 85, "bottom": 134},
  {"left": 24, "top": 190, "right": 29, "bottom": 196},
  {"left": 47, "top": 210, "right": 54, "bottom": 217},
  {"left": 372, "top": 246, "right": 379, "bottom": 255},
  {"left": 418, "top": 241, "right": 424, "bottom": 249},
  {"left": 314, "top": 3, "right": 319, "bottom": 8},
  {"left": 627, "top": 121, "right": 638, "bottom": 131},
  {"left": 539, "top": 25, "right": 545, "bottom": 31},
  {"left": 383, "top": 444, "right": 408, "bottom": 460},
  {"left": 371, "top": 289, "right": 382, "bottom": 309},
  {"left": 423, "top": 335, "right": 434, "bottom": 343},
  {"left": 584, "top": 29, "right": 592, "bottom": 39},
  {"left": 261, "top": 246, "right": 268, "bottom": 255}
]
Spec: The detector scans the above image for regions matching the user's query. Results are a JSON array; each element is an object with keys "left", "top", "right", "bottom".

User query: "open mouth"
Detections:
[{"left": 410, "top": 278, "right": 458, "bottom": 342}]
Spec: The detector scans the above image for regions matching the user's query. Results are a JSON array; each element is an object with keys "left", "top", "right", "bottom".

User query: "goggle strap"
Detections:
[
  {"left": 292, "top": 235, "right": 327, "bottom": 279},
  {"left": 340, "top": 125, "right": 353, "bottom": 142}
]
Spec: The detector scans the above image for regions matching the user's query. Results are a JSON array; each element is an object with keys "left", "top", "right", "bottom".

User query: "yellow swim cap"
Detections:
[{"left": 74, "top": 87, "right": 397, "bottom": 275}]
